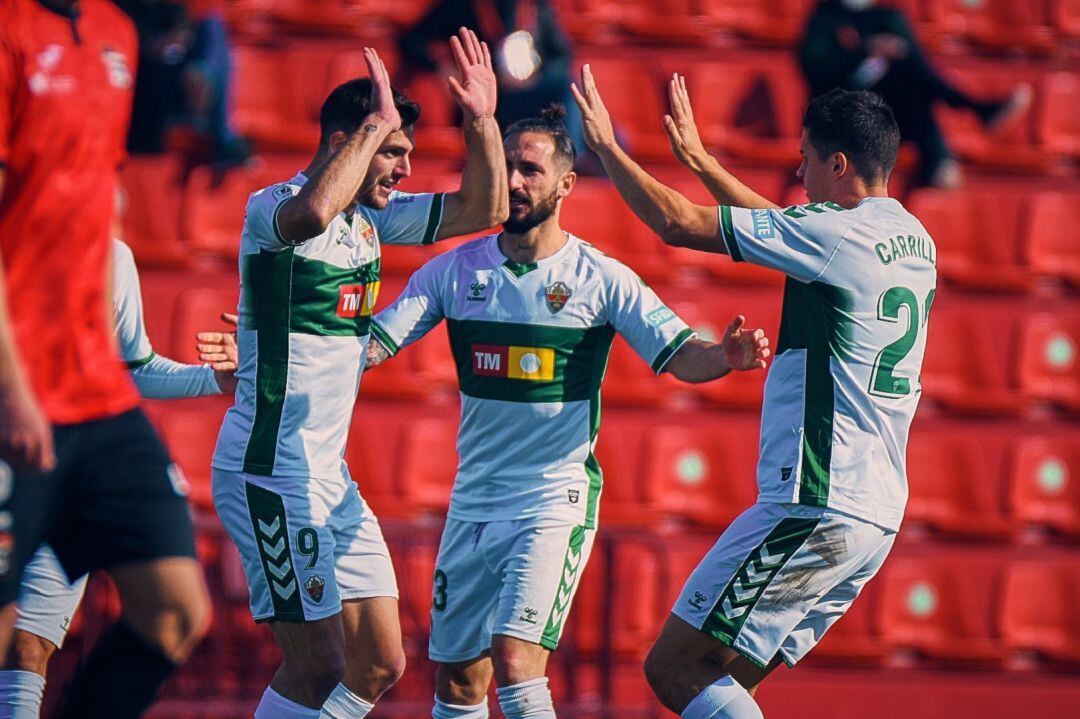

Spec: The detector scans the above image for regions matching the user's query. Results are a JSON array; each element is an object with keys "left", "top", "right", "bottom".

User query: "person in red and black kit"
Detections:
[{"left": 0, "top": 1, "right": 210, "bottom": 717}]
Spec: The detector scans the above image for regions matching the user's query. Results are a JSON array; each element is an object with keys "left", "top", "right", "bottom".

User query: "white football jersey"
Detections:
[
  {"left": 719, "top": 198, "right": 937, "bottom": 531},
  {"left": 372, "top": 234, "right": 695, "bottom": 527},
  {"left": 213, "top": 172, "right": 445, "bottom": 480}
]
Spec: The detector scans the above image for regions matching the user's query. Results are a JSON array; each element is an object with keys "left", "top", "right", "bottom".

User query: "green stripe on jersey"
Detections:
[
  {"left": 775, "top": 279, "right": 856, "bottom": 506},
  {"left": 446, "top": 318, "right": 616, "bottom": 404},
  {"left": 650, "top": 327, "right": 694, "bottom": 373},
  {"left": 369, "top": 321, "right": 400, "bottom": 356},
  {"left": 541, "top": 525, "right": 588, "bottom": 650},
  {"left": 243, "top": 249, "right": 293, "bottom": 474},
  {"left": 720, "top": 206, "right": 744, "bottom": 262},
  {"left": 240, "top": 251, "right": 381, "bottom": 337},
  {"left": 125, "top": 351, "right": 156, "bottom": 369},
  {"left": 700, "top": 516, "right": 820, "bottom": 652},
  {"left": 420, "top": 193, "right": 445, "bottom": 245}
]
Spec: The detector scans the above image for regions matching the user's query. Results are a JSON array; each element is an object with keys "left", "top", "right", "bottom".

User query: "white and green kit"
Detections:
[
  {"left": 372, "top": 233, "right": 694, "bottom": 659},
  {"left": 212, "top": 173, "right": 445, "bottom": 622},
  {"left": 673, "top": 197, "right": 937, "bottom": 668}
]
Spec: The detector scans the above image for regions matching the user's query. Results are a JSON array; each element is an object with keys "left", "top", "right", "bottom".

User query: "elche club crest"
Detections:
[
  {"left": 545, "top": 282, "right": 572, "bottom": 314},
  {"left": 304, "top": 575, "right": 326, "bottom": 603}
]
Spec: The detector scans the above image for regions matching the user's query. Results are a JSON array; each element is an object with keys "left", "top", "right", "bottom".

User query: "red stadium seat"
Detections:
[
  {"left": 686, "top": 57, "right": 805, "bottom": 165},
  {"left": 920, "top": 299, "right": 1027, "bottom": 414},
  {"left": 119, "top": 156, "right": 189, "bottom": 266},
  {"left": 593, "top": 411, "right": 654, "bottom": 525},
  {"left": 232, "top": 45, "right": 317, "bottom": 151},
  {"left": 1026, "top": 191, "right": 1080, "bottom": 287},
  {"left": 1001, "top": 559, "right": 1080, "bottom": 664},
  {"left": 705, "top": 0, "right": 815, "bottom": 44},
  {"left": 168, "top": 284, "right": 240, "bottom": 363},
  {"left": 907, "top": 189, "right": 1029, "bottom": 291},
  {"left": 603, "top": 336, "right": 670, "bottom": 406},
  {"left": 1018, "top": 307, "right": 1080, "bottom": 411},
  {"left": 581, "top": 57, "right": 672, "bottom": 162},
  {"left": 397, "top": 416, "right": 458, "bottom": 514},
  {"left": 926, "top": 0, "right": 1057, "bottom": 52},
  {"left": 144, "top": 398, "right": 232, "bottom": 510},
  {"left": 136, "top": 268, "right": 190, "bottom": 352},
  {"left": 346, "top": 401, "right": 408, "bottom": 517},
  {"left": 1038, "top": 72, "right": 1080, "bottom": 158},
  {"left": 1009, "top": 433, "right": 1080, "bottom": 537},
  {"left": 614, "top": 0, "right": 713, "bottom": 43},
  {"left": 1054, "top": 0, "right": 1080, "bottom": 38},
  {"left": 934, "top": 65, "right": 1046, "bottom": 171},
  {"left": 639, "top": 414, "right": 760, "bottom": 529},
  {"left": 905, "top": 422, "right": 1014, "bottom": 538},
  {"left": 878, "top": 553, "right": 1005, "bottom": 664}
]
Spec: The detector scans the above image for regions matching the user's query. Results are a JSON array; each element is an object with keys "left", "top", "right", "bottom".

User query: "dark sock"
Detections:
[{"left": 56, "top": 620, "right": 180, "bottom": 719}]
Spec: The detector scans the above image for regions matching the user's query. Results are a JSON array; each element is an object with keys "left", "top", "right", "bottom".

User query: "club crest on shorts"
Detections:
[
  {"left": 304, "top": 575, "right": 326, "bottom": 603},
  {"left": 545, "top": 282, "right": 572, "bottom": 313},
  {"left": 567, "top": 489, "right": 580, "bottom": 504}
]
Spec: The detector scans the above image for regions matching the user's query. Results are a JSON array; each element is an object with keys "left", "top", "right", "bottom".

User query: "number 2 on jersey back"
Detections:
[{"left": 869, "top": 286, "right": 935, "bottom": 398}]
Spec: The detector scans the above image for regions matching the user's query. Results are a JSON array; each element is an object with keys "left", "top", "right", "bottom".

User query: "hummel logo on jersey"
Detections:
[
  {"left": 337, "top": 282, "right": 378, "bottom": 318},
  {"left": 472, "top": 344, "right": 554, "bottom": 381},
  {"left": 520, "top": 607, "right": 539, "bottom": 624},
  {"left": 688, "top": 591, "right": 708, "bottom": 611},
  {"left": 467, "top": 281, "right": 487, "bottom": 302},
  {"left": 780, "top": 467, "right": 793, "bottom": 482},
  {"left": 545, "top": 282, "right": 572, "bottom": 313}
]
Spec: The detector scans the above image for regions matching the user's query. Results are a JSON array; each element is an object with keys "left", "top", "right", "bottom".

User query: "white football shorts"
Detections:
[
  {"left": 429, "top": 517, "right": 596, "bottom": 663},
  {"left": 672, "top": 502, "right": 895, "bottom": 668},
  {"left": 15, "top": 544, "right": 88, "bottom": 649},
  {"left": 212, "top": 469, "right": 397, "bottom": 623}
]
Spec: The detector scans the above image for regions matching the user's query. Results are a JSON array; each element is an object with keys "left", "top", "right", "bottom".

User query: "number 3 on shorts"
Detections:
[{"left": 433, "top": 569, "right": 448, "bottom": 612}]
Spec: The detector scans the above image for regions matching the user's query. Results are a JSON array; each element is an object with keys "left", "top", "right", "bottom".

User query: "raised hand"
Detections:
[
  {"left": 363, "top": 47, "right": 401, "bottom": 131},
  {"left": 196, "top": 312, "right": 239, "bottom": 393},
  {"left": 663, "top": 73, "right": 709, "bottom": 172},
  {"left": 447, "top": 27, "right": 497, "bottom": 120},
  {"left": 720, "top": 315, "right": 770, "bottom": 371},
  {"left": 569, "top": 64, "right": 617, "bottom": 152}
]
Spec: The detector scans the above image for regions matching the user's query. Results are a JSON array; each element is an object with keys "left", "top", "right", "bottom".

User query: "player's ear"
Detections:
[
  {"left": 558, "top": 170, "right": 577, "bottom": 198},
  {"left": 831, "top": 152, "right": 848, "bottom": 179},
  {"left": 328, "top": 130, "right": 349, "bottom": 154}
]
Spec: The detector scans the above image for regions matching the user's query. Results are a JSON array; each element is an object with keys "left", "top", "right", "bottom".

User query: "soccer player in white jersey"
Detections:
[
  {"left": 573, "top": 69, "right": 936, "bottom": 718},
  {"left": 365, "top": 105, "right": 771, "bottom": 719},
  {"left": 209, "top": 34, "right": 508, "bottom": 719},
  {"left": 0, "top": 238, "right": 238, "bottom": 718}
]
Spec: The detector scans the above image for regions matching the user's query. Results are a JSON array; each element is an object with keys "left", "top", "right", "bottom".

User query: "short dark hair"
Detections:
[
  {"left": 319, "top": 78, "right": 421, "bottom": 144},
  {"left": 504, "top": 104, "right": 577, "bottom": 167},
  {"left": 802, "top": 88, "right": 900, "bottom": 182}
]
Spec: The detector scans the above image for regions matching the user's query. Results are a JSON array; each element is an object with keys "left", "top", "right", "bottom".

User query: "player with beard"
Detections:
[
  {"left": 210, "top": 34, "right": 508, "bottom": 719},
  {"left": 365, "top": 105, "right": 771, "bottom": 719}
]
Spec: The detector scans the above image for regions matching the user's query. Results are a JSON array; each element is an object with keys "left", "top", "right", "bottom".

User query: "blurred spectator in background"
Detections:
[
  {"left": 800, "top": 0, "right": 1029, "bottom": 189},
  {"left": 115, "top": 0, "right": 250, "bottom": 171},
  {"left": 398, "top": 0, "right": 600, "bottom": 173}
]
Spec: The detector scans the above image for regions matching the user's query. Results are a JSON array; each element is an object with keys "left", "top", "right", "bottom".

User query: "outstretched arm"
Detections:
[
  {"left": 276, "top": 48, "right": 402, "bottom": 243},
  {"left": 570, "top": 65, "right": 723, "bottom": 253},
  {"left": 437, "top": 27, "right": 509, "bottom": 238},
  {"left": 664, "top": 315, "right": 770, "bottom": 383},
  {"left": 663, "top": 74, "right": 779, "bottom": 210}
]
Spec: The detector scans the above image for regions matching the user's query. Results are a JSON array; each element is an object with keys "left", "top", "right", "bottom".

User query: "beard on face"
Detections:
[{"left": 503, "top": 187, "right": 560, "bottom": 234}]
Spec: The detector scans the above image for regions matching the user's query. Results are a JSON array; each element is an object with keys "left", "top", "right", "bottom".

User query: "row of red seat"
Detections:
[
  {"left": 136, "top": 263, "right": 1080, "bottom": 417},
  {"left": 140, "top": 396, "right": 1080, "bottom": 540},
  {"left": 121, "top": 153, "right": 1080, "bottom": 294},
  {"left": 207, "top": 0, "right": 1080, "bottom": 52},
  {"left": 225, "top": 41, "right": 1078, "bottom": 170}
]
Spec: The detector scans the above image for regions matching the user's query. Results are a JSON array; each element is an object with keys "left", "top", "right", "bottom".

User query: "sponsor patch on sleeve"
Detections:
[
  {"left": 273, "top": 184, "right": 297, "bottom": 201},
  {"left": 647, "top": 307, "right": 676, "bottom": 327},
  {"left": 751, "top": 209, "right": 775, "bottom": 240}
]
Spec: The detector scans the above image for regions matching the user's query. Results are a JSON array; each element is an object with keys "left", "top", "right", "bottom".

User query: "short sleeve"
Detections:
[
  {"left": 366, "top": 191, "right": 445, "bottom": 246},
  {"left": 605, "top": 263, "right": 695, "bottom": 374},
  {"left": 245, "top": 183, "right": 309, "bottom": 251},
  {"left": 111, "top": 240, "right": 154, "bottom": 366},
  {"left": 718, "top": 203, "right": 853, "bottom": 283},
  {"left": 370, "top": 254, "right": 448, "bottom": 355}
]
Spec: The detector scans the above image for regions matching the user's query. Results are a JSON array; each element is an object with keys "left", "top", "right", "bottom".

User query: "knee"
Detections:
[
  {"left": 4, "top": 630, "right": 56, "bottom": 675},
  {"left": 291, "top": 654, "right": 348, "bottom": 701},
  {"left": 490, "top": 643, "right": 544, "bottom": 688},
  {"left": 436, "top": 663, "right": 489, "bottom": 706},
  {"left": 365, "top": 649, "right": 406, "bottom": 697},
  {"left": 643, "top": 645, "right": 679, "bottom": 710},
  {"left": 123, "top": 587, "right": 213, "bottom": 663}
]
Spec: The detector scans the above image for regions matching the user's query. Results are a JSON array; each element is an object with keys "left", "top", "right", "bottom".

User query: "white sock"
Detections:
[
  {"left": 0, "top": 670, "right": 46, "bottom": 719},
  {"left": 433, "top": 695, "right": 490, "bottom": 718},
  {"left": 681, "top": 675, "right": 763, "bottom": 719},
  {"left": 255, "top": 686, "right": 321, "bottom": 719},
  {"left": 496, "top": 677, "right": 555, "bottom": 718},
  {"left": 319, "top": 682, "right": 374, "bottom": 718}
]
